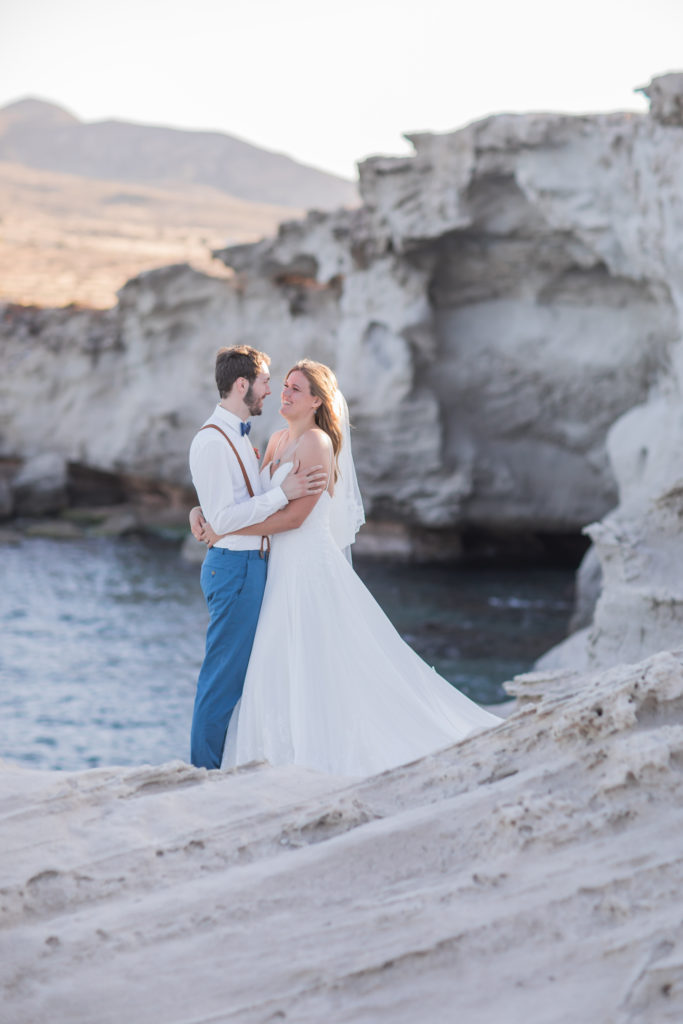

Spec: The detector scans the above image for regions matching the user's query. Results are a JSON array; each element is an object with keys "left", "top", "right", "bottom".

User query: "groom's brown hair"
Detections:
[{"left": 215, "top": 345, "right": 270, "bottom": 398}]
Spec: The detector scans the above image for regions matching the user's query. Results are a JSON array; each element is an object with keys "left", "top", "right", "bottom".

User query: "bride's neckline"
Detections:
[{"left": 268, "top": 430, "right": 300, "bottom": 478}]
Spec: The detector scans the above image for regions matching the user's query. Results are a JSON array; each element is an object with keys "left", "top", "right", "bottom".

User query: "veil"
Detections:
[{"left": 328, "top": 390, "right": 365, "bottom": 562}]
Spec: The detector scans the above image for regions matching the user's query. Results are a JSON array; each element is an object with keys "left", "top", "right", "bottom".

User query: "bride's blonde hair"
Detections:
[{"left": 285, "top": 359, "right": 342, "bottom": 481}]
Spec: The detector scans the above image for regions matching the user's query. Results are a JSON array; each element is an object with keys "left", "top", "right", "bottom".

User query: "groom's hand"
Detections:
[{"left": 282, "top": 462, "right": 327, "bottom": 500}]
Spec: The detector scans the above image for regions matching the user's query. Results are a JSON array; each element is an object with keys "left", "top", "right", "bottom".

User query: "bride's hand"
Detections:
[
  {"left": 189, "top": 507, "right": 221, "bottom": 547},
  {"left": 198, "top": 522, "right": 220, "bottom": 548}
]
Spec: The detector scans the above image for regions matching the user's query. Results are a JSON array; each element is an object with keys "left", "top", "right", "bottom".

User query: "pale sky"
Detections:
[{"left": 1, "top": 0, "right": 682, "bottom": 180}]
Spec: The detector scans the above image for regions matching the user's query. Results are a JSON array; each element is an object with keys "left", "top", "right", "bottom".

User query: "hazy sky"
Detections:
[{"left": 1, "top": 0, "right": 682, "bottom": 180}]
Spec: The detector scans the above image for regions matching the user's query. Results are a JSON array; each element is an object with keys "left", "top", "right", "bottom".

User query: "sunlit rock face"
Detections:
[{"left": 1, "top": 79, "right": 681, "bottom": 545}]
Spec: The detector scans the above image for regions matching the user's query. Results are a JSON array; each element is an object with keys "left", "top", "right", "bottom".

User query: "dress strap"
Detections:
[
  {"left": 273, "top": 430, "right": 301, "bottom": 463},
  {"left": 268, "top": 430, "right": 303, "bottom": 480},
  {"left": 271, "top": 431, "right": 288, "bottom": 463}
]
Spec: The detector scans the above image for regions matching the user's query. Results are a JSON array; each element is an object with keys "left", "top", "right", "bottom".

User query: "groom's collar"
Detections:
[{"left": 214, "top": 405, "right": 247, "bottom": 434}]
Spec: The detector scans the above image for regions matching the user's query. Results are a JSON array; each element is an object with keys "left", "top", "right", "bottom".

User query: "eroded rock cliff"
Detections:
[
  {"left": 3, "top": 80, "right": 679, "bottom": 556},
  {"left": 535, "top": 73, "right": 683, "bottom": 671},
  {"left": 213, "top": 106, "right": 679, "bottom": 535}
]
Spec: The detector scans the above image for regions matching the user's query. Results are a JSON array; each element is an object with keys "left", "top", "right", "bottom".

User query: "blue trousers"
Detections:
[{"left": 190, "top": 547, "right": 267, "bottom": 769}]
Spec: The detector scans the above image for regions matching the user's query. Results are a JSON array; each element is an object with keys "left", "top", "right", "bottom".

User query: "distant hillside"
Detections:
[
  {"left": 0, "top": 98, "right": 358, "bottom": 210},
  {"left": 0, "top": 160, "right": 302, "bottom": 308}
]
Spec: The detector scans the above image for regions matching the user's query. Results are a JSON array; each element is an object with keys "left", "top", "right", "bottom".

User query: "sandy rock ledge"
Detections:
[{"left": 2, "top": 649, "right": 683, "bottom": 1023}]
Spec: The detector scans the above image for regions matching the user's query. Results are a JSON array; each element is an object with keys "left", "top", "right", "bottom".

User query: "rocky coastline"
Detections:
[
  {"left": 3, "top": 75, "right": 683, "bottom": 620},
  {"left": 3, "top": 74, "right": 683, "bottom": 1021}
]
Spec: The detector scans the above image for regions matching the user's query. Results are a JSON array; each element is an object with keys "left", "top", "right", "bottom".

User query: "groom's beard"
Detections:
[{"left": 244, "top": 384, "right": 264, "bottom": 416}]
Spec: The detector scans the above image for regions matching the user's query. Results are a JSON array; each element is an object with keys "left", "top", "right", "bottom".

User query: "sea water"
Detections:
[{"left": 0, "top": 536, "right": 574, "bottom": 771}]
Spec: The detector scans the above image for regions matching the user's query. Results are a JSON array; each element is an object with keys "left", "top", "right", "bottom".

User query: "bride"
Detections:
[{"left": 191, "top": 359, "right": 501, "bottom": 776}]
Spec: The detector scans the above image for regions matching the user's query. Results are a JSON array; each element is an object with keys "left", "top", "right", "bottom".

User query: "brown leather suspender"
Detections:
[
  {"left": 200, "top": 424, "right": 255, "bottom": 494},
  {"left": 199, "top": 424, "right": 270, "bottom": 557}
]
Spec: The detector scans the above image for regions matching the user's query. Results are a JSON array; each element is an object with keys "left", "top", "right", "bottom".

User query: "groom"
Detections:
[{"left": 189, "top": 344, "right": 323, "bottom": 769}]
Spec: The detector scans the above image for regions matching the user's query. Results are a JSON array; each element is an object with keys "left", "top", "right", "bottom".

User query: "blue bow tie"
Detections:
[{"left": 240, "top": 421, "right": 251, "bottom": 436}]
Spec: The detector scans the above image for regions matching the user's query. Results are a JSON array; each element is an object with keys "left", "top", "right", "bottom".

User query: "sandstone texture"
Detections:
[
  {"left": 3, "top": 79, "right": 681, "bottom": 547},
  {"left": 2, "top": 648, "right": 683, "bottom": 1023}
]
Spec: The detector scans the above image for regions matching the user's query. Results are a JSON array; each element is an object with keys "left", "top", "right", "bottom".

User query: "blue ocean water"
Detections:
[{"left": 0, "top": 537, "right": 574, "bottom": 771}]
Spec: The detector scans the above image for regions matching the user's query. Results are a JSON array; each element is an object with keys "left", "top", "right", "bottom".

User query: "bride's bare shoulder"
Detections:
[
  {"left": 293, "top": 428, "right": 331, "bottom": 467},
  {"left": 299, "top": 427, "right": 332, "bottom": 453}
]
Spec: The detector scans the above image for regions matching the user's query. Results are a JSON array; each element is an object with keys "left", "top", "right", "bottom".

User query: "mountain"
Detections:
[
  {"left": 0, "top": 97, "right": 358, "bottom": 308},
  {"left": 0, "top": 98, "right": 357, "bottom": 210}
]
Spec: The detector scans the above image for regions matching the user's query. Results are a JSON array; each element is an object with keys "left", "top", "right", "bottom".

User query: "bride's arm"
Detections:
[
  {"left": 189, "top": 429, "right": 286, "bottom": 542},
  {"left": 190, "top": 430, "right": 328, "bottom": 544},
  {"left": 233, "top": 430, "right": 332, "bottom": 537}
]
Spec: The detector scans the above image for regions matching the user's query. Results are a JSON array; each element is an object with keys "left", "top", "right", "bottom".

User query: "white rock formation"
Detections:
[
  {"left": 637, "top": 71, "right": 683, "bottom": 125},
  {"left": 541, "top": 398, "right": 683, "bottom": 671},
  {"left": 2, "top": 648, "right": 683, "bottom": 1023},
  {"left": 536, "top": 73, "right": 683, "bottom": 671},
  {"left": 2, "top": 79, "right": 681, "bottom": 544}
]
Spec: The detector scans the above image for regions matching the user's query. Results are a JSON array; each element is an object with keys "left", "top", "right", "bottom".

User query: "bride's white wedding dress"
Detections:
[{"left": 222, "top": 462, "right": 501, "bottom": 776}]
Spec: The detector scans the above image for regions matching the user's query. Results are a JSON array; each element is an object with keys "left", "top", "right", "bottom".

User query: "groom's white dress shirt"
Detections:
[{"left": 189, "top": 405, "right": 288, "bottom": 551}]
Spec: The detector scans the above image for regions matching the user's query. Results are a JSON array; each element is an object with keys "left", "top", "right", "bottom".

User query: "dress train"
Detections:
[{"left": 223, "top": 464, "right": 501, "bottom": 776}]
